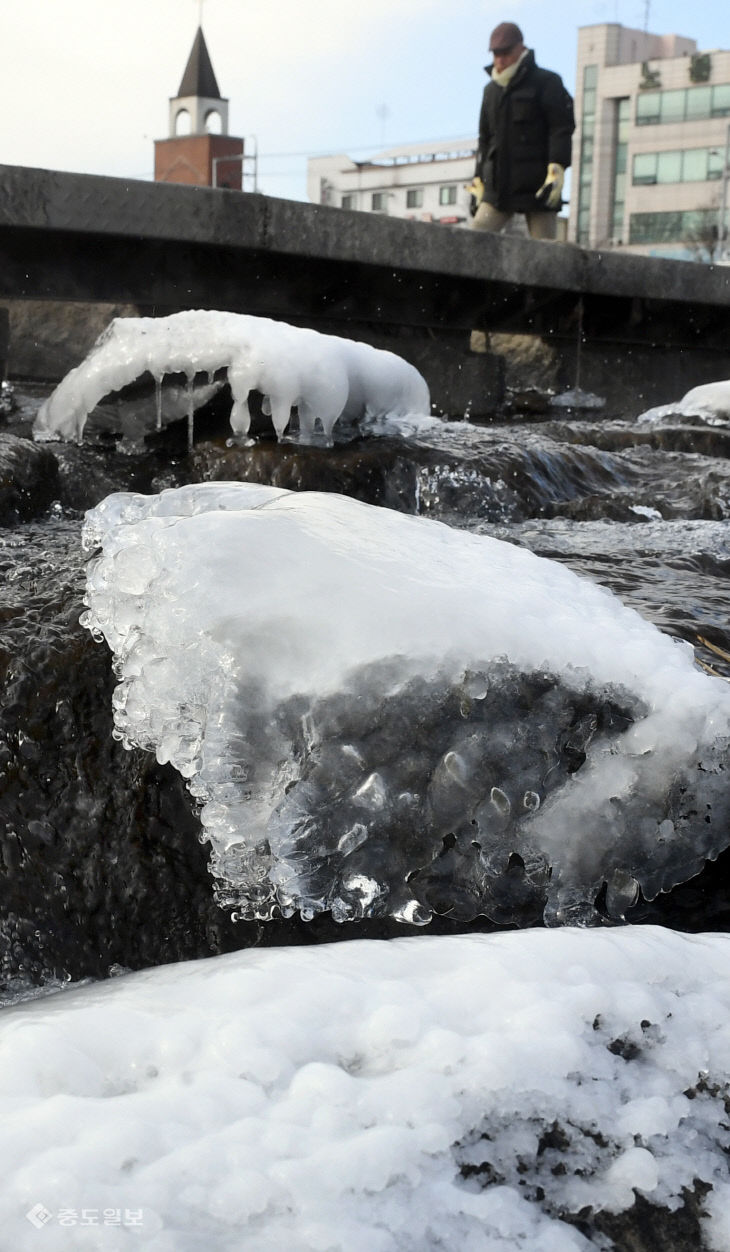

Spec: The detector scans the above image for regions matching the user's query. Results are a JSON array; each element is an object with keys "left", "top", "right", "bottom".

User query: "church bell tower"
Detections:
[{"left": 154, "top": 27, "right": 244, "bottom": 189}]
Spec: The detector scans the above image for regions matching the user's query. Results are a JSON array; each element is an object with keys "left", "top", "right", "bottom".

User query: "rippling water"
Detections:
[{"left": 1, "top": 381, "right": 729, "bottom": 985}]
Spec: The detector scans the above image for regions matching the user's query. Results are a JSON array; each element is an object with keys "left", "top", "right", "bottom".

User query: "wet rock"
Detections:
[
  {"left": 0, "top": 522, "right": 507, "bottom": 988},
  {"left": 488, "top": 332, "right": 561, "bottom": 392},
  {"left": 5, "top": 299, "right": 138, "bottom": 382},
  {"left": 185, "top": 437, "right": 423, "bottom": 513},
  {"left": 0, "top": 434, "right": 59, "bottom": 524}
]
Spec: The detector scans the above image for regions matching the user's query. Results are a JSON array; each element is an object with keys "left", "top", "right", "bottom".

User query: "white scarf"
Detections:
[{"left": 491, "top": 47, "right": 529, "bottom": 88}]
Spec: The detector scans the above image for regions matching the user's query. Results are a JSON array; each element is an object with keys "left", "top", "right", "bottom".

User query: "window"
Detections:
[
  {"left": 576, "top": 64, "right": 599, "bottom": 245},
  {"left": 204, "top": 110, "right": 222, "bottom": 134},
  {"left": 659, "top": 90, "right": 685, "bottom": 124},
  {"left": 174, "top": 108, "right": 191, "bottom": 136},
  {"left": 406, "top": 188, "right": 424, "bottom": 209},
  {"left": 636, "top": 84, "right": 730, "bottom": 126},
  {"left": 630, "top": 211, "right": 682, "bottom": 243},
  {"left": 629, "top": 208, "right": 717, "bottom": 244},
  {"left": 439, "top": 185, "right": 457, "bottom": 205},
  {"left": 633, "top": 153, "right": 657, "bottom": 184},
  {"left": 632, "top": 147, "right": 726, "bottom": 186},
  {"left": 656, "top": 150, "right": 682, "bottom": 183},
  {"left": 617, "top": 97, "right": 630, "bottom": 145},
  {"left": 709, "top": 149, "right": 725, "bottom": 180},
  {"left": 682, "top": 149, "right": 707, "bottom": 182},
  {"left": 686, "top": 86, "right": 712, "bottom": 119},
  {"left": 342, "top": 194, "right": 355, "bottom": 209},
  {"left": 610, "top": 98, "right": 630, "bottom": 244},
  {"left": 636, "top": 93, "right": 660, "bottom": 126},
  {"left": 371, "top": 192, "right": 386, "bottom": 211}
]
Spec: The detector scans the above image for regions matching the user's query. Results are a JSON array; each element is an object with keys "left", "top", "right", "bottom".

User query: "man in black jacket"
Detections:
[{"left": 471, "top": 21, "right": 575, "bottom": 241}]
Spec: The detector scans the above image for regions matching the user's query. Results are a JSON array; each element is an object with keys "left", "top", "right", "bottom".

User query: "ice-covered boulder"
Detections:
[
  {"left": 80, "top": 482, "right": 730, "bottom": 927},
  {"left": 32, "top": 311, "right": 430, "bottom": 446},
  {"left": 639, "top": 379, "right": 730, "bottom": 425}
]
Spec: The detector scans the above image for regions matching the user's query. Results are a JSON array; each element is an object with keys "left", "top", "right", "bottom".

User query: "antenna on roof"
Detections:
[{"left": 643, "top": 0, "right": 651, "bottom": 32}]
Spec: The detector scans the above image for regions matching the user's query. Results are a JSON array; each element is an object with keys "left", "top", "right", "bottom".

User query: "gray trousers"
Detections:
[{"left": 472, "top": 201, "right": 558, "bottom": 241}]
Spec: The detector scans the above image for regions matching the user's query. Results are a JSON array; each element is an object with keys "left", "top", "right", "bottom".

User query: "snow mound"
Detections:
[
  {"left": 638, "top": 379, "right": 730, "bottom": 425},
  {"left": 79, "top": 482, "right": 730, "bottom": 927},
  {"left": 1, "top": 928, "right": 730, "bottom": 1251},
  {"left": 32, "top": 311, "right": 430, "bottom": 446}
]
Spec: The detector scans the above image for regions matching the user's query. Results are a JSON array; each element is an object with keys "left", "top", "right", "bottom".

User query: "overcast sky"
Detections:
[{"left": 1, "top": 0, "right": 726, "bottom": 203}]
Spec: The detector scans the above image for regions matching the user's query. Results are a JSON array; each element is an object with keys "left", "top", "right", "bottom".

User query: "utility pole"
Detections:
[{"left": 643, "top": 0, "right": 651, "bottom": 32}]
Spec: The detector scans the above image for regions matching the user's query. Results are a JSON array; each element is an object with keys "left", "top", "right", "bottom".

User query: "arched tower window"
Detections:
[
  {"left": 175, "top": 108, "right": 191, "bottom": 136},
  {"left": 205, "top": 109, "right": 222, "bottom": 134}
]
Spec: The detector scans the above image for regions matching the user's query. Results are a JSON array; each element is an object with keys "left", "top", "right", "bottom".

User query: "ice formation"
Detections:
[
  {"left": 80, "top": 482, "right": 730, "bottom": 927},
  {"left": 31, "top": 311, "right": 430, "bottom": 447},
  {"left": 549, "top": 387, "right": 606, "bottom": 410},
  {"left": 1, "top": 928, "right": 730, "bottom": 1250},
  {"left": 638, "top": 379, "right": 730, "bottom": 424}
]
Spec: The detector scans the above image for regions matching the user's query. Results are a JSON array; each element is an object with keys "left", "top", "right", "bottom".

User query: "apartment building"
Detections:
[
  {"left": 571, "top": 23, "right": 730, "bottom": 259},
  {"left": 306, "top": 138, "right": 478, "bottom": 228}
]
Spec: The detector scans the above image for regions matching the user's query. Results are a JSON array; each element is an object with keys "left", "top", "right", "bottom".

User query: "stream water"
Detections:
[{"left": 1, "top": 378, "right": 729, "bottom": 991}]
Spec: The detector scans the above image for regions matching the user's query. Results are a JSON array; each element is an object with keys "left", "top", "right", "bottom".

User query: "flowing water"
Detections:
[{"left": 1, "top": 379, "right": 730, "bottom": 989}]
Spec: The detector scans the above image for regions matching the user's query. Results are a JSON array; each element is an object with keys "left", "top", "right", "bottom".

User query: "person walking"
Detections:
[{"left": 471, "top": 21, "right": 575, "bottom": 242}]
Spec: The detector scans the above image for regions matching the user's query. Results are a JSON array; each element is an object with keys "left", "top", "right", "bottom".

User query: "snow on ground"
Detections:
[
  {"left": 31, "top": 312, "right": 430, "bottom": 446},
  {"left": 1, "top": 927, "right": 729, "bottom": 1251}
]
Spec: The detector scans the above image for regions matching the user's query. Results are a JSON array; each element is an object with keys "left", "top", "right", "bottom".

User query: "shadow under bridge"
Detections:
[{"left": 1, "top": 163, "right": 730, "bottom": 416}]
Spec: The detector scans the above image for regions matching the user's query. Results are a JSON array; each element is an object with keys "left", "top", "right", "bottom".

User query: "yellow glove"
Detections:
[
  {"left": 467, "top": 176, "right": 484, "bottom": 217},
  {"left": 535, "top": 163, "right": 564, "bottom": 209}
]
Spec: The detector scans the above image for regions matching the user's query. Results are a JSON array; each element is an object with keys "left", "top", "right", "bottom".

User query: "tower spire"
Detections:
[
  {"left": 167, "top": 26, "right": 228, "bottom": 138},
  {"left": 154, "top": 22, "right": 244, "bottom": 190},
  {"left": 177, "top": 26, "right": 221, "bottom": 101}
]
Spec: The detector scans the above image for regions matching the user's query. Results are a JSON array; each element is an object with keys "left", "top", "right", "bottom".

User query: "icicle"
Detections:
[
  {"left": 186, "top": 374, "right": 195, "bottom": 450},
  {"left": 155, "top": 376, "right": 163, "bottom": 431},
  {"left": 229, "top": 390, "right": 252, "bottom": 436},
  {"left": 575, "top": 296, "right": 584, "bottom": 394},
  {"left": 269, "top": 396, "right": 293, "bottom": 440},
  {"left": 297, "top": 401, "right": 316, "bottom": 442},
  {"left": 319, "top": 408, "right": 338, "bottom": 447}
]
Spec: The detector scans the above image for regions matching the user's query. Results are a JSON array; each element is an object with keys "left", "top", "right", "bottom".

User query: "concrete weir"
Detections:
[{"left": 1, "top": 163, "right": 730, "bottom": 416}]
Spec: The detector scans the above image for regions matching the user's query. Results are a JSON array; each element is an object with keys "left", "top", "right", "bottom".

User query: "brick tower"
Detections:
[{"left": 154, "top": 27, "right": 244, "bottom": 189}]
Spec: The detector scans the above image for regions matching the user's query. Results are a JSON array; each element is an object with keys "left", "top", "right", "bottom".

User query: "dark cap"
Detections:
[{"left": 489, "top": 21, "right": 524, "bottom": 53}]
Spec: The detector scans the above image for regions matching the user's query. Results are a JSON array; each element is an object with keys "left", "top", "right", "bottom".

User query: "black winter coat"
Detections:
[{"left": 476, "top": 50, "right": 575, "bottom": 213}]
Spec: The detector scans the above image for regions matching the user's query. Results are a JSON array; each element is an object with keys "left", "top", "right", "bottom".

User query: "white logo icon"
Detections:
[{"left": 26, "top": 1203, "right": 53, "bottom": 1228}]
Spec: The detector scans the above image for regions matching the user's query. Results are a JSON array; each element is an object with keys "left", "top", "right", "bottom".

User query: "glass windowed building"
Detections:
[{"left": 570, "top": 23, "right": 730, "bottom": 260}]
